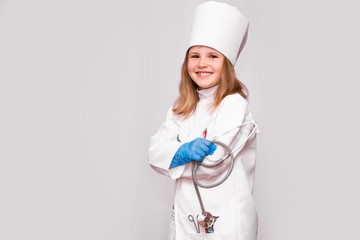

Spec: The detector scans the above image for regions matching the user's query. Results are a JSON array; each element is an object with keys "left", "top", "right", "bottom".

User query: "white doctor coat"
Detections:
[{"left": 148, "top": 86, "right": 258, "bottom": 240}]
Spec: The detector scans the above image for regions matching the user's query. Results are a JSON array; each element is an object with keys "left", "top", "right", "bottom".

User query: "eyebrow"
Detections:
[
  {"left": 208, "top": 52, "right": 221, "bottom": 55},
  {"left": 188, "top": 51, "right": 220, "bottom": 55}
]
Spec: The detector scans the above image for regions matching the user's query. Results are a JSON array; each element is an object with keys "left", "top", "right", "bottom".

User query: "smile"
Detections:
[{"left": 196, "top": 72, "right": 212, "bottom": 77}]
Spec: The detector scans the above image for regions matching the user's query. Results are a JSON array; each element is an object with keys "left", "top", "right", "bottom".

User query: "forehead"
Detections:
[{"left": 188, "top": 45, "right": 222, "bottom": 54}]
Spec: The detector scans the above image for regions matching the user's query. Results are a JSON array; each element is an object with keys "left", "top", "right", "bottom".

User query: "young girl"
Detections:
[{"left": 148, "top": 1, "right": 259, "bottom": 239}]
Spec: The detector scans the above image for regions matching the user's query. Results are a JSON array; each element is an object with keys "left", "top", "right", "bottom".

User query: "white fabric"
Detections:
[
  {"left": 148, "top": 86, "right": 258, "bottom": 240},
  {"left": 188, "top": 1, "right": 249, "bottom": 65}
]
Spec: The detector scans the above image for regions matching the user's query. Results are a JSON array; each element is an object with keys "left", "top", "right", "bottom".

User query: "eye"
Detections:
[
  {"left": 190, "top": 55, "right": 199, "bottom": 58},
  {"left": 209, "top": 55, "right": 218, "bottom": 59}
]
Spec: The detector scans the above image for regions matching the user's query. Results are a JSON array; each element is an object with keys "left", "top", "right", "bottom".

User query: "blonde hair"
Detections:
[{"left": 172, "top": 50, "right": 248, "bottom": 118}]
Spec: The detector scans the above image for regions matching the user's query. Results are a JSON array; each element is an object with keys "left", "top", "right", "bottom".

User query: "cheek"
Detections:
[
  {"left": 187, "top": 63, "right": 197, "bottom": 77},
  {"left": 187, "top": 60, "right": 194, "bottom": 71},
  {"left": 214, "top": 61, "right": 224, "bottom": 74}
]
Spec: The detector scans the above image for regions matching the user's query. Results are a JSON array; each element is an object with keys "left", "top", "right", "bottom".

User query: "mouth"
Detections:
[{"left": 196, "top": 71, "right": 212, "bottom": 78}]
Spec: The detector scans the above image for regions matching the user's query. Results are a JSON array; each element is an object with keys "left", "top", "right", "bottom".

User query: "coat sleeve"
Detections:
[
  {"left": 148, "top": 107, "right": 186, "bottom": 180},
  {"left": 190, "top": 94, "right": 257, "bottom": 180}
]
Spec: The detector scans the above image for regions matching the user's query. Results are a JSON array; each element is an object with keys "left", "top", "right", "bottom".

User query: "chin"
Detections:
[{"left": 198, "top": 85, "right": 212, "bottom": 90}]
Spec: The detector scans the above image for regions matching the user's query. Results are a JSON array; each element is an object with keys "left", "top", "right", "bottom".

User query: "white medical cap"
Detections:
[{"left": 188, "top": 1, "right": 249, "bottom": 65}]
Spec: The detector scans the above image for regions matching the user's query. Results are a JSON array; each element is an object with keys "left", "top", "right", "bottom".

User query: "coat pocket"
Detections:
[{"left": 186, "top": 232, "right": 219, "bottom": 240}]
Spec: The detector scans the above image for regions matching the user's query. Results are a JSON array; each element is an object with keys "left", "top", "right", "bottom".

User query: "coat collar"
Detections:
[
  {"left": 171, "top": 85, "right": 218, "bottom": 135},
  {"left": 197, "top": 85, "right": 218, "bottom": 100}
]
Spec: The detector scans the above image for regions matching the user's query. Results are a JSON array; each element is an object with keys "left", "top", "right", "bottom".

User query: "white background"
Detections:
[{"left": 1, "top": 0, "right": 359, "bottom": 239}]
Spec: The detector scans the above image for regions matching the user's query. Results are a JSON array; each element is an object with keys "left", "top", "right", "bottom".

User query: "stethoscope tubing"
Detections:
[
  {"left": 189, "top": 120, "right": 259, "bottom": 231},
  {"left": 192, "top": 140, "right": 235, "bottom": 189},
  {"left": 202, "top": 121, "right": 258, "bottom": 166},
  {"left": 192, "top": 121, "right": 258, "bottom": 188}
]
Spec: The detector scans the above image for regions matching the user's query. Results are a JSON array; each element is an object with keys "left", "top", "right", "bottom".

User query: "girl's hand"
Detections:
[{"left": 170, "top": 138, "right": 216, "bottom": 168}]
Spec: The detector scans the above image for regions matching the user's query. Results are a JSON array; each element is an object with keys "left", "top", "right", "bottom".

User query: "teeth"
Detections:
[{"left": 198, "top": 72, "right": 211, "bottom": 76}]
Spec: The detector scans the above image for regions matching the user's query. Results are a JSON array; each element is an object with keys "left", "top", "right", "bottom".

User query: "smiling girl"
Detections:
[{"left": 148, "top": 1, "right": 259, "bottom": 239}]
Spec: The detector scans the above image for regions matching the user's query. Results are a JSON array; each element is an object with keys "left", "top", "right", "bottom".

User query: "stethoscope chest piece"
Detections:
[{"left": 198, "top": 211, "right": 218, "bottom": 228}]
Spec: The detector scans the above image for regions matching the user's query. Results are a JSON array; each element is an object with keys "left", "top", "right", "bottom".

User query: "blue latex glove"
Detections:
[{"left": 170, "top": 138, "right": 216, "bottom": 168}]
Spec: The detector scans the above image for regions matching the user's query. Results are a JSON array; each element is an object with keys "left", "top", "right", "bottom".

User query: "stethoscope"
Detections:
[{"left": 188, "top": 120, "right": 259, "bottom": 233}]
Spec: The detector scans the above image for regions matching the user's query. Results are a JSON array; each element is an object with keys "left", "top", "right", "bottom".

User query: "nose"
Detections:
[{"left": 198, "top": 57, "right": 208, "bottom": 68}]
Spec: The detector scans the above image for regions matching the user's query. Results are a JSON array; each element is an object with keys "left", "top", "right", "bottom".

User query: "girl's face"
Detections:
[{"left": 187, "top": 46, "right": 225, "bottom": 90}]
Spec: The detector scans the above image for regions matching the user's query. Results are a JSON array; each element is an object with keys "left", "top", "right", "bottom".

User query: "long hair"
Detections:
[{"left": 172, "top": 50, "right": 248, "bottom": 118}]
